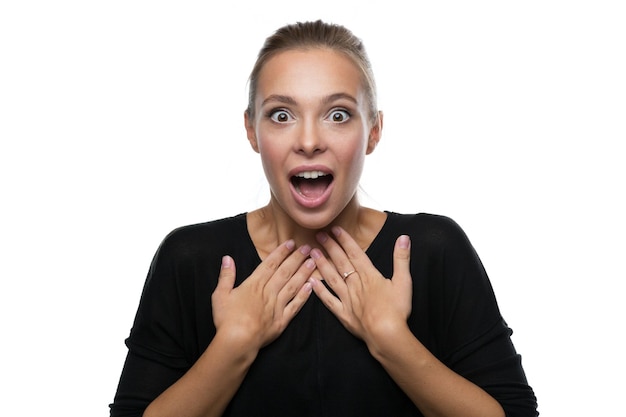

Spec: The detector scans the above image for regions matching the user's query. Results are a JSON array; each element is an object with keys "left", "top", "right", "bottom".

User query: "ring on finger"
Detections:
[{"left": 342, "top": 270, "right": 357, "bottom": 279}]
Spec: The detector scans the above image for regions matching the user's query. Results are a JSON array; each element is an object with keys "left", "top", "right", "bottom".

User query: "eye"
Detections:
[
  {"left": 269, "top": 110, "right": 294, "bottom": 123},
  {"left": 327, "top": 109, "right": 350, "bottom": 123}
]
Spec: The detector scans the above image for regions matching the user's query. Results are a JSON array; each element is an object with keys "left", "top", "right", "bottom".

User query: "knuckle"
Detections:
[
  {"left": 262, "top": 258, "right": 280, "bottom": 273},
  {"left": 275, "top": 265, "right": 294, "bottom": 282},
  {"left": 345, "top": 247, "right": 361, "bottom": 260},
  {"left": 396, "top": 253, "right": 410, "bottom": 261}
]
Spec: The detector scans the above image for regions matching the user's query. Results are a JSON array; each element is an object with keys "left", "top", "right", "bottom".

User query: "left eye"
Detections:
[{"left": 327, "top": 110, "right": 350, "bottom": 123}]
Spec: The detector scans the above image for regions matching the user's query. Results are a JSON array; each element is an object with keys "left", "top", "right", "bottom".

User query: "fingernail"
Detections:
[
  {"left": 310, "top": 248, "right": 322, "bottom": 260},
  {"left": 299, "top": 244, "right": 311, "bottom": 255},
  {"left": 316, "top": 232, "right": 328, "bottom": 243},
  {"left": 285, "top": 239, "right": 295, "bottom": 250},
  {"left": 221, "top": 255, "right": 232, "bottom": 268},
  {"left": 398, "top": 235, "right": 410, "bottom": 249},
  {"left": 331, "top": 226, "right": 342, "bottom": 237},
  {"left": 305, "top": 258, "right": 315, "bottom": 269}
]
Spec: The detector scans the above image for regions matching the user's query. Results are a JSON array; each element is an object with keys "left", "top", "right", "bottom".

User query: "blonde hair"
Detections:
[{"left": 246, "top": 20, "right": 378, "bottom": 123}]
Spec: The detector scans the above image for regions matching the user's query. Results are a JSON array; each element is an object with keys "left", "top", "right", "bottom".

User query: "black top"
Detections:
[{"left": 110, "top": 212, "right": 538, "bottom": 417}]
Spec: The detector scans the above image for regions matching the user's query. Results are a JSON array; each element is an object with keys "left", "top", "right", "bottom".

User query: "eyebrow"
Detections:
[
  {"left": 261, "top": 94, "right": 297, "bottom": 107},
  {"left": 261, "top": 92, "right": 358, "bottom": 107},
  {"left": 322, "top": 93, "right": 358, "bottom": 106}
]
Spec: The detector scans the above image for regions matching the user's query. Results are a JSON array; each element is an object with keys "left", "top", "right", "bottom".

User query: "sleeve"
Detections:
[
  {"left": 109, "top": 230, "right": 199, "bottom": 417},
  {"left": 426, "top": 216, "right": 538, "bottom": 417}
]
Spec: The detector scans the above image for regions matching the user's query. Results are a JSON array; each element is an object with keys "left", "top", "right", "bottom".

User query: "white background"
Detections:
[{"left": 1, "top": 1, "right": 624, "bottom": 416}]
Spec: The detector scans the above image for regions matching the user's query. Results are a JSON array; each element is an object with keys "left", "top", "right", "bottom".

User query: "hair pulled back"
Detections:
[{"left": 246, "top": 20, "right": 378, "bottom": 123}]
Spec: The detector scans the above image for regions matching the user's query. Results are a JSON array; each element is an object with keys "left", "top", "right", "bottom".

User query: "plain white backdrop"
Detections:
[{"left": 1, "top": 1, "right": 624, "bottom": 415}]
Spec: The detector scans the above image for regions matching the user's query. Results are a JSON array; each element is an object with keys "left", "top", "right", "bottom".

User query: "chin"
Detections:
[
  {"left": 290, "top": 210, "right": 337, "bottom": 231},
  {"left": 294, "top": 217, "right": 332, "bottom": 231}
]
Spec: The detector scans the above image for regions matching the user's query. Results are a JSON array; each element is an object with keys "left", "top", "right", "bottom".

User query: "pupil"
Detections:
[{"left": 333, "top": 113, "right": 342, "bottom": 121}]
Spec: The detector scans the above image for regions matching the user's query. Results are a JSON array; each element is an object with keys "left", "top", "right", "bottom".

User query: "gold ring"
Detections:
[{"left": 342, "top": 270, "right": 356, "bottom": 279}]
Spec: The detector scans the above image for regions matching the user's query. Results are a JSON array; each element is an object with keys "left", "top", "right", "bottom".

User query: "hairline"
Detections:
[{"left": 247, "top": 45, "right": 378, "bottom": 124}]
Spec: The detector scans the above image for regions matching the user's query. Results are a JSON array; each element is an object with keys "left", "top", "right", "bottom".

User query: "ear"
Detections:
[
  {"left": 244, "top": 110, "right": 260, "bottom": 153},
  {"left": 366, "top": 110, "right": 383, "bottom": 155}
]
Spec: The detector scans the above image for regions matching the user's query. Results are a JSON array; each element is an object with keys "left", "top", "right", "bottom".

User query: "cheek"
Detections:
[
  {"left": 257, "top": 138, "right": 285, "bottom": 181},
  {"left": 339, "top": 131, "right": 368, "bottom": 163},
  {"left": 338, "top": 137, "right": 367, "bottom": 182},
  {"left": 348, "top": 154, "right": 366, "bottom": 180},
  {"left": 258, "top": 147, "right": 277, "bottom": 174}
]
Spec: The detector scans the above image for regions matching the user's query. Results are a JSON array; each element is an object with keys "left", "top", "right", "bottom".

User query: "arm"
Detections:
[
  {"left": 310, "top": 227, "right": 504, "bottom": 417},
  {"left": 115, "top": 240, "right": 314, "bottom": 417},
  {"left": 365, "top": 320, "right": 504, "bottom": 417},
  {"left": 142, "top": 329, "right": 256, "bottom": 417}
]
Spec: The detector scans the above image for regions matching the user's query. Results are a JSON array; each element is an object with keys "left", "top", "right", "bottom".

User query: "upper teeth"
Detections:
[{"left": 296, "top": 171, "right": 327, "bottom": 179}]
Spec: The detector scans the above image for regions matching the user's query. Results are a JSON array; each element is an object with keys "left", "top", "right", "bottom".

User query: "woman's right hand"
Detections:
[
  {"left": 143, "top": 242, "right": 315, "bottom": 417},
  {"left": 211, "top": 240, "right": 315, "bottom": 352}
]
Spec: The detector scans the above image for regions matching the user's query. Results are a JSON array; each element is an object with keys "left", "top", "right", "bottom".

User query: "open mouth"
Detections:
[{"left": 290, "top": 171, "right": 334, "bottom": 199}]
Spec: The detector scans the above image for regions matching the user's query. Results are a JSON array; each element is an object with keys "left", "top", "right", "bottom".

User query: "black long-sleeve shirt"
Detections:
[{"left": 110, "top": 212, "right": 538, "bottom": 416}]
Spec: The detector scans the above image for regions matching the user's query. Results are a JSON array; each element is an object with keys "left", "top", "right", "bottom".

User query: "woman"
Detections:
[{"left": 110, "top": 20, "right": 538, "bottom": 417}]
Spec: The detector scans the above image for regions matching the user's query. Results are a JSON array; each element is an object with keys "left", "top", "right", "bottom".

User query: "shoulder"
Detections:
[
  {"left": 385, "top": 212, "right": 472, "bottom": 251},
  {"left": 156, "top": 213, "right": 248, "bottom": 260}
]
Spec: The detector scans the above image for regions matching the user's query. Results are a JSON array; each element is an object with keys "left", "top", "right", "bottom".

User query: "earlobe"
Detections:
[
  {"left": 366, "top": 110, "right": 383, "bottom": 155},
  {"left": 244, "top": 111, "right": 260, "bottom": 153}
]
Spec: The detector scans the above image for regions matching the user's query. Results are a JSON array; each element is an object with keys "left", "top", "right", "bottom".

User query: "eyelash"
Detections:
[
  {"left": 327, "top": 109, "right": 351, "bottom": 123},
  {"left": 267, "top": 109, "right": 294, "bottom": 123},
  {"left": 265, "top": 107, "right": 352, "bottom": 123}
]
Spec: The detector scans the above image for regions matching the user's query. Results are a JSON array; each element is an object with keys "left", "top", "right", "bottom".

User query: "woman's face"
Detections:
[{"left": 245, "top": 48, "right": 381, "bottom": 230}]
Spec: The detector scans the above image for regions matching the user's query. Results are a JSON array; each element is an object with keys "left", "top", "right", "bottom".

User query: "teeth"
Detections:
[{"left": 295, "top": 171, "right": 327, "bottom": 179}]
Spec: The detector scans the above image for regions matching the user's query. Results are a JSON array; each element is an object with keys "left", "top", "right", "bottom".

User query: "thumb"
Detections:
[
  {"left": 216, "top": 255, "right": 237, "bottom": 293},
  {"left": 392, "top": 235, "right": 411, "bottom": 283}
]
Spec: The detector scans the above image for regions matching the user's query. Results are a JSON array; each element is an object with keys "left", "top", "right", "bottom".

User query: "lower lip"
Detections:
[{"left": 289, "top": 180, "right": 334, "bottom": 209}]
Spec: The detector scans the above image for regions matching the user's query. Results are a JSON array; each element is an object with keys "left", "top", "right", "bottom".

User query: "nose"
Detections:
[{"left": 295, "top": 120, "right": 326, "bottom": 155}]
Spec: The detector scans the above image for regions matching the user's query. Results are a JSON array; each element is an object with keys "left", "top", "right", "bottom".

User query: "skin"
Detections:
[
  {"left": 143, "top": 48, "right": 505, "bottom": 417},
  {"left": 244, "top": 48, "right": 384, "bottom": 249}
]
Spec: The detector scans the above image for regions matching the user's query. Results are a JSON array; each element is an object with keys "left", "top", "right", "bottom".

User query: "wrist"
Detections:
[
  {"left": 212, "top": 328, "right": 261, "bottom": 366},
  {"left": 364, "top": 320, "right": 414, "bottom": 362}
]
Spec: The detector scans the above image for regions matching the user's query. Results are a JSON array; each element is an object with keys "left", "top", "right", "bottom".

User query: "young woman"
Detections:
[{"left": 110, "top": 20, "right": 538, "bottom": 417}]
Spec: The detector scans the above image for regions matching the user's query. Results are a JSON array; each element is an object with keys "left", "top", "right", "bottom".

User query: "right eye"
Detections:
[{"left": 269, "top": 110, "right": 294, "bottom": 123}]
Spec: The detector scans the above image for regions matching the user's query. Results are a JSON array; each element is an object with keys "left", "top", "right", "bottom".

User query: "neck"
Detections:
[{"left": 248, "top": 194, "right": 380, "bottom": 258}]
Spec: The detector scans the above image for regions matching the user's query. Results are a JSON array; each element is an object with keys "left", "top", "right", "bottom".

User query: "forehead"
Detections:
[{"left": 255, "top": 48, "right": 365, "bottom": 102}]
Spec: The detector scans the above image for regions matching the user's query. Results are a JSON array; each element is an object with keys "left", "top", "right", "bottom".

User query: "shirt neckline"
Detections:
[{"left": 238, "top": 211, "right": 397, "bottom": 263}]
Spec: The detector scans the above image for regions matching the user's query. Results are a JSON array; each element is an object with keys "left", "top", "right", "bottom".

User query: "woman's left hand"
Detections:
[{"left": 309, "top": 226, "right": 413, "bottom": 346}]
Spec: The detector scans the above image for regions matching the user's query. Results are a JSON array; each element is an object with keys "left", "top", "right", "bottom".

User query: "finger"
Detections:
[
  {"left": 315, "top": 231, "right": 358, "bottom": 283},
  {"left": 317, "top": 228, "right": 374, "bottom": 286},
  {"left": 310, "top": 248, "right": 350, "bottom": 301},
  {"left": 282, "top": 277, "right": 314, "bottom": 322},
  {"left": 329, "top": 226, "right": 371, "bottom": 266},
  {"left": 214, "top": 255, "right": 236, "bottom": 296},
  {"left": 265, "top": 244, "right": 312, "bottom": 293},
  {"left": 253, "top": 239, "right": 296, "bottom": 286},
  {"left": 392, "top": 235, "right": 413, "bottom": 287},
  {"left": 275, "top": 257, "right": 316, "bottom": 307},
  {"left": 309, "top": 277, "right": 344, "bottom": 315}
]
